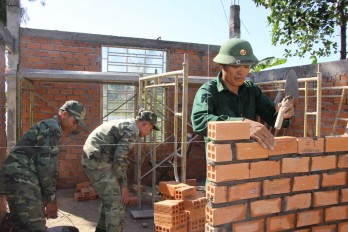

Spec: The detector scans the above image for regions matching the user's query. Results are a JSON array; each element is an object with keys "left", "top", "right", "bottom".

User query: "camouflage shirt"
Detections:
[
  {"left": 0, "top": 116, "right": 61, "bottom": 203},
  {"left": 82, "top": 119, "right": 139, "bottom": 187}
]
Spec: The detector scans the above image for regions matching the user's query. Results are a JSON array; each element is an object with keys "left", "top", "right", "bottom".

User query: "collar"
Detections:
[{"left": 54, "top": 115, "right": 63, "bottom": 131}]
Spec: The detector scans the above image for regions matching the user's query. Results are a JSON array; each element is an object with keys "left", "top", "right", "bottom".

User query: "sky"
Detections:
[{"left": 20, "top": 0, "right": 341, "bottom": 70}]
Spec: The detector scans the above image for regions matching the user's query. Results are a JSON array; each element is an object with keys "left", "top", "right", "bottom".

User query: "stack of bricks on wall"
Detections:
[
  {"left": 154, "top": 180, "right": 206, "bottom": 232},
  {"left": 205, "top": 121, "right": 348, "bottom": 232}
]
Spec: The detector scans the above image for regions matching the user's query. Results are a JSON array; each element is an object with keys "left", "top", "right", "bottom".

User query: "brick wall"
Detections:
[
  {"left": 253, "top": 62, "right": 348, "bottom": 137},
  {"left": 19, "top": 28, "right": 219, "bottom": 187},
  {"left": 205, "top": 121, "right": 348, "bottom": 231},
  {"left": 18, "top": 28, "right": 348, "bottom": 189},
  {"left": 0, "top": 42, "right": 7, "bottom": 224}
]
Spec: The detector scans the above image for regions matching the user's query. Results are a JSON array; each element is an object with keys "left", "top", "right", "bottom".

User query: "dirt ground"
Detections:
[{"left": 46, "top": 188, "right": 156, "bottom": 232}]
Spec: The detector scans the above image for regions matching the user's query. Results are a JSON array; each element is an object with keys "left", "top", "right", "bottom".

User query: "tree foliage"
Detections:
[
  {"left": 0, "top": 0, "right": 46, "bottom": 25},
  {"left": 253, "top": 0, "right": 347, "bottom": 62}
]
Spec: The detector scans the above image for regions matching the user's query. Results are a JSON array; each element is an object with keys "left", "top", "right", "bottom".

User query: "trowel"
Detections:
[{"left": 274, "top": 69, "right": 299, "bottom": 130}]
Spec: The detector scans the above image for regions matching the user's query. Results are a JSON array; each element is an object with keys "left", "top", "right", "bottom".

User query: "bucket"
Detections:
[{"left": 48, "top": 226, "right": 79, "bottom": 232}]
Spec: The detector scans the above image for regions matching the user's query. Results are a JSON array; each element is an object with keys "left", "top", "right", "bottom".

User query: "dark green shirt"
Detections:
[{"left": 191, "top": 72, "right": 284, "bottom": 138}]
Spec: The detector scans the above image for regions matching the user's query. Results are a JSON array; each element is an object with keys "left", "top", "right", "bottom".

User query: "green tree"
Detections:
[
  {"left": 253, "top": 0, "right": 347, "bottom": 63},
  {"left": 0, "top": 0, "right": 45, "bottom": 25}
]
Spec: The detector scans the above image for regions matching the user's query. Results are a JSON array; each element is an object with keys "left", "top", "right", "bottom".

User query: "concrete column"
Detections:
[
  {"left": 6, "top": 0, "right": 21, "bottom": 147},
  {"left": 229, "top": 5, "right": 241, "bottom": 38}
]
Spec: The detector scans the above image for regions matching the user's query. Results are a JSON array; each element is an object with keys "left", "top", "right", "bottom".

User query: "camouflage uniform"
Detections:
[
  {"left": 82, "top": 119, "right": 140, "bottom": 232},
  {"left": 0, "top": 100, "right": 87, "bottom": 232},
  {"left": 0, "top": 117, "right": 61, "bottom": 232}
]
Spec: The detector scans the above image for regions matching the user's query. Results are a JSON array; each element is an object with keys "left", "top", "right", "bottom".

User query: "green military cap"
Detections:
[
  {"left": 213, "top": 37, "right": 259, "bottom": 65},
  {"left": 60, "top": 100, "right": 87, "bottom": 129},
  {"left": 137, "top": 109, "right": 160, "bottom": 131}
]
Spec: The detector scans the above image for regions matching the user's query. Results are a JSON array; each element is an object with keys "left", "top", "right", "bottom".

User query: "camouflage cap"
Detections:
[
  {"left": 136, "top": 109, "right": 160, "bottom": 131},
  {"left": 60, "top": 100, "right": 87, "bottom": 129}
]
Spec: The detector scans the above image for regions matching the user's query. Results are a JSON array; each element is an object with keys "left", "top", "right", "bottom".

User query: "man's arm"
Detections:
[
  {"left": 191, "top": 86, "right": 243, "bottom": 137},
  {"left": 36, "top": 121, "right": 60, "bottom": 203}
]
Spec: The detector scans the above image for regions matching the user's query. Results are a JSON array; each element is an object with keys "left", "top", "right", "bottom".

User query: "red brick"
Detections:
[
  {"left": 326, "top": 205, "right": 348, "bottom": 222},
  {"left": 297, "top": 137, "right": 324, "bottom": 154},
  {"left": 250, "top": 161, "right": 280, "bottom": 178},
  {"left": 207, "top": 121, "right": 250, "bottom": 141},
  {"left": 266, "top": 214, "right": 295, "bottom": 231},
  {"left": 207, "top": 142, "right": 233, "bottom": 162},
  {"left": 206, "top": 184, "right": 227, "bottom": 204},
  {"left": 159, "top": 181, "right": 187, "bottom": 196},
  {"left": 341, "top": 188, "right": 348, "bottom": 202},
  {"left": 297, "top": 209, "right": 323, "bottom": 227},
  {"left": 338, "top": 154, "right": 348, "bottom": 168},
  {"left": 185, "top": 179, "right": 196, "bottom": 186},
  {"left": 207, "top": 163, "right": 249, "bottom": 183},
  {"left": 325, "top": 135, "right": 348, "bottom": 152},
  {"left": 206, "top": 204, "right": 247, "bottom": 226},
  {"left": 185, "top": 208, "right": 205, "bottom": 221},
  {"left": 235, "top": 141, "right": 269, "bottom": 160},
  {"left": 270, "top": 136, "right": 298, "bottom": 156},
  {"left": 338, "top": 222, "right": 348, "bottom": 232},
  {"left": 312, "top": 224, "right": 336, "bottom": 232},
  {"left": 311, "top": 155, "right": 336, "bottom": 171},
  {"left": 293, "top": 175, "right": 320, "bottom": 192},
  {"left": 263, "top": 178, "right": 291, "bottom": 196},
  {"left": 285, "top": 193, "right": 311, "bottom": 211},
  {"left": 228, "top": 182, "right": 261, "bottom": 201},
  {"left": 250, "top": 198, "right": 281, "bottom": 217},
  {"left": 313, "top": 190, "right": 338, "bottom": 207},
  {"left": 282, "top": 157, "right": 310, "bottom": 173},
  {"left": 322, "top": 171, "right": 346, "bottom": 187},
  {"left": 174, "top": 185, "right": 196, "bottom": 200},
  {"left": 233, "top": 219, "right": 264, "bottom": 232}
]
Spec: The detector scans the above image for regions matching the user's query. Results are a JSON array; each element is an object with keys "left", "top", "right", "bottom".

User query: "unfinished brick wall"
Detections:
[
  {"left": 18, "top": 28, "right": 219, "bottom": 187},
  {"left": 0, "top": 42, "right": 7, "bottom": 224},
  {"left": 205, "top": 121, "right": 348, "bottom": 231},
  {"left": 254, "top": 63, "right": 348, "bottom": 137}
]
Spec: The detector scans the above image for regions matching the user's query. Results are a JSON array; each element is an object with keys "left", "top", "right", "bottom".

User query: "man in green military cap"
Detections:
[
  {"left": 0, "top": 100, "right": 87, "bottom": 232},
  {"left": 82, "top": 108, "right": 159, "bottom": 232},
  {"left": 191, "top": 37, "right": 294, "bottom": 150}
]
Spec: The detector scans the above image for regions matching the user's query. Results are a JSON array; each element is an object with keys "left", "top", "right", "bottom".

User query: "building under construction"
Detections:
[{"left": 0, "top": 1, "right": 348, "bottom": 232}]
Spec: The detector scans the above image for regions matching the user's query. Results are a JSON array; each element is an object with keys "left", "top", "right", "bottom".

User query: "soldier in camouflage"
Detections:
[
  {"left": 82, "top": 109, "right": 160, "bottom": 232},
  {"left": 0, "top": 100, "right": 87, "bottom": 232}
]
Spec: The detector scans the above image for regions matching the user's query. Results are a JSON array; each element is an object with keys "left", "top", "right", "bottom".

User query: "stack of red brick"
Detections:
[
  {"left": 73, "top": 182, "right": 98, "bottom": 201},
  {"left": 205, "top": 121, "right": 348, "bottom": 231},
  {"left": 154, "top": 180, "right": 206, "bottom": 232}
]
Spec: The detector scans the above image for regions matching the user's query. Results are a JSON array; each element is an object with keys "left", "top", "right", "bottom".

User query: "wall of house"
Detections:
[
  {"left": 16, "top": 28, "right": 348, "bottom": 189},
  {"left": 206, "top": 121, "right": 348, "bottom": 231},
  {"left": 19, "top": 28, "right": 220, "bottom": 188},
  {"left": 0, "top": 42, "right": 8, "bottom": 224}
]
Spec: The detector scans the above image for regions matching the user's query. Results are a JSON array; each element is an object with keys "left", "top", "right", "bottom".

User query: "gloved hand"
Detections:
[{"left": 43, "top": 201, "right": 58, "bottom": 219}]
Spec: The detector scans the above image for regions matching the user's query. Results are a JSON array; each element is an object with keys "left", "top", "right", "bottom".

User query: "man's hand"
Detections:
[
  {"left": 44, "top": 201, "right": 58, "bottom": 219},
  {"left": 121, "top": 186, "right": 130, "bottom": 206},
  {"left": 244, "top": 119, "right": 275, "bottom": 150}
]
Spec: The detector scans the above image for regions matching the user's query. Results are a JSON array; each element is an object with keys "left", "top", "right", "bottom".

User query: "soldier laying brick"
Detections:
[
  {"left": 0, "top": 100, "right": 87, "bottom": 232},
  {"left": 82, "top": 109, "right": 160, "bottom": 232},
  {"left": 191, "top": 38, "right": 294, "bottom": 150}
]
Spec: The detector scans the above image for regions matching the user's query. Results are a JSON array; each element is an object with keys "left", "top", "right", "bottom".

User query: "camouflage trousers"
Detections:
[
  {"left": 83, "top": 165, "right": 125, "bottom": 232},
  {"left": 6, "top": 194, "right": 47, "bottom": 232}
]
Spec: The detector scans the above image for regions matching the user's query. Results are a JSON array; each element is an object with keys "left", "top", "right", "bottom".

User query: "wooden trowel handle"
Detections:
[
  {"left": 274, "top": 104, "right": 284, "bottom": 130},
  {"left": 274, "top": 96, "right": 293, "bottom": 130}
]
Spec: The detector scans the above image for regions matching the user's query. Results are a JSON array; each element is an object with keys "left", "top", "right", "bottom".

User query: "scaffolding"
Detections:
[{"left": 137, "top": 54, "right": 189, "bottom": 207}]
